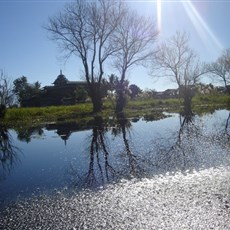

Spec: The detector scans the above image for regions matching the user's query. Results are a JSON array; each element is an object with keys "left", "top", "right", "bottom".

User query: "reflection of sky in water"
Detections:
[
  {"left": 0, "top": 110, "right": 229, "bottom": 209},
  {"left": 0, "top": 129, "right": 91, "bottom": 204}
]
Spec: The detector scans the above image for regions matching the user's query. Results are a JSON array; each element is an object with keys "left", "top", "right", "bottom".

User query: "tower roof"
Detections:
[{"left": 53, "top": 70, "right": 68, "bottom": 86}]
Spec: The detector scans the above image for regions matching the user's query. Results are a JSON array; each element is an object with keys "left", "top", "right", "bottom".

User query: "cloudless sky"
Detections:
[{"left": 1, "top": 0, "right": 230, "bottom": 91}]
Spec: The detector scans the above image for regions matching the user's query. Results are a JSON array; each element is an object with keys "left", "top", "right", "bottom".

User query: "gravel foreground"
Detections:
[{"left": 0, "top": 167, "right": 230, "bottom": 230}]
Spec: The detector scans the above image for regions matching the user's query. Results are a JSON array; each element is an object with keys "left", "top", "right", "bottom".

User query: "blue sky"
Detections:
[{"left": 1, "top": 0, "right": 230, "bottom": 91}]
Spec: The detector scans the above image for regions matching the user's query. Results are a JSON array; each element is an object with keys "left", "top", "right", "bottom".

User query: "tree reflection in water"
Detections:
[
  {"left": 86, "top": 116, "right": 115, "bottom": 187},
  {"left": 154, "top": 108, "right": 230, "bottom": 173},
  {"left": 69, "top": 113, "right": 147, "bottom": 189},
  {"left": 225, "top": 112, "right": 230, "bottom": 138},
  {"left": 69, "top": 116, "right": 116, "bottom": 189},
  {"left": 216, "top": 111, "right": 230, "bottom": 148},
  {"left": 7, "top": 109, "right": 227, "bottom": 192},
  {"left": 15, "top": 126, "right": 44, "bottom": 143},
  {"left": 112, "top": 112, "right": 144, "bottom": 178},
  {"left": 0, "top": 126, "right": 20, "bottom": 181},
  {"left": 154, "top": 108, "right": 205, "bottom": 172}
]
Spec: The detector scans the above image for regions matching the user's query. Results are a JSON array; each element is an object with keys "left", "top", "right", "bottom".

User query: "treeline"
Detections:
[
  {"left": 45, "top": 0, "right": 230, "bottom": 114},
  {"left": 1, "top": 0, "right": 230, "bottom": 115}
]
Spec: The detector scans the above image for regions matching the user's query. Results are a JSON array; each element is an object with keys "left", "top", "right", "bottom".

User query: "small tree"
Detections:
[
  {"left": 208, "top": 49, "right": 230, "bottom": 95},
  {"left": 129, "top": 84, "right": 141, "bottom": 100},
  {"left": 112, "top": 9, "right": 158, "bottom": 112},
  {"left": 46, "top": 0, "right": 125, "bottom": 113},
  {"left": 153, "top": 32, "right": 208, "bottom": 114},
  {"left": 74, "top": 86, "right": 88, "bottom": 103},
  {"left": 0, "top": 70, "right": 15, "bottom": 109},
  {"left": 13, "top": 76, "right": 41, "bottom": 106},
  {"left": 106, "top": 74, "right": 130, "bottom": 106}
]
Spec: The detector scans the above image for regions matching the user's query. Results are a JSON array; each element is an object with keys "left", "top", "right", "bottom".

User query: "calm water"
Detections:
[{"left": 0, "top": 109, "right": 229, "bottom": 229}]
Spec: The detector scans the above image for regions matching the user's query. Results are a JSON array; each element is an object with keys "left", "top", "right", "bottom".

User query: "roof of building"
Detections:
[
  {"left": 50, "top": 70, "right": 87, "bottom": 87},
  {"left": 52, "top": 70, "right": 68, "bottom": 85}
]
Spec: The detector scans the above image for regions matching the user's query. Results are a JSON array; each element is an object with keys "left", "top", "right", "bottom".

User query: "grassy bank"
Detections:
[
  {"left": 1, "top": 94, "right": 229, "bottom": 128},
  {"left": 3, "top": 103, "right": 94, "bottom": 127},
  {"left": 193, "top": 92, "right": 230, "bottom": 106}
]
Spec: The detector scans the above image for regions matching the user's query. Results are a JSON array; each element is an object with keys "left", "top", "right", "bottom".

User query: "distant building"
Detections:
[
  {"left": 22, "top": 71, "right": 88, "bottom": 107},
  {"left": 155, "top": 88, "right": 178, "bottom": 99},
  {"left": 216, "top": 85, "right": 230, "bottom": 94}
]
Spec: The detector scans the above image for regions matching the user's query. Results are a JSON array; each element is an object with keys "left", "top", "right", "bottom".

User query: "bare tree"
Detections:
[
  {"left": 45, "top": 0, "right": 125, "bottom": 112},
  {"left": 153, "top": 32, "right": 208, "bottom": 114},
  {"left": 208, "top": 49, "right": 230, "bottom": 95},
  {"left": 0, "top": 70, "right": 15, "bottom": 117},
  {"left": 112, "top": 11, "right": 158, "bottom": 112}
]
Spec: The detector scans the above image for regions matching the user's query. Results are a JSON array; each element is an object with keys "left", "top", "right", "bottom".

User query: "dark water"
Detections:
[{"left": 0, "top": 109, "right": 229, "bottom": 229}]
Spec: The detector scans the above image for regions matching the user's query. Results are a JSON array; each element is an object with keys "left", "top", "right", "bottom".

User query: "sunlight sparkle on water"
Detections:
[{"left": 1, "top": 167, "right": 229, "bottom": 229}]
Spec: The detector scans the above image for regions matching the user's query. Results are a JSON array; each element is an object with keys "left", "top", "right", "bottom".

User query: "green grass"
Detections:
[
  {"left": 192, "top": 93, "right": 230, "bottom": 114},
  {"left": 127, "top": 98, "right": 180, "bottom": 109},
  {"left": 3, "top": 103, "right": 93, "bottom": 127},
  {"left": 1, "top": 93, "right": 229, "bottom": 128},
  {"left": 192, "top": 92, "right": 230, "bottom": 105}
]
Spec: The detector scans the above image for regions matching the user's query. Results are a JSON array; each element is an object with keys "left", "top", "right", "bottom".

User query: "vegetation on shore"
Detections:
[{"left": 1, "top": 92, "right": 229, "bottom": 129}]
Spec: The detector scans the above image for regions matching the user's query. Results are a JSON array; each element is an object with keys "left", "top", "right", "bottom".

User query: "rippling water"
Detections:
[
  {"left": 1, "top": 167, "right": 229, "bottom": 229},
  {"left": 0, "top": 109, "right": 229, "bottom": 229}
]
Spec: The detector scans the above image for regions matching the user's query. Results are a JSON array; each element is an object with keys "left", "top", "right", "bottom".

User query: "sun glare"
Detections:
[
  {"left": 182, "top": 0, "right": 223, "bottom": 52},
  {"left": 157, "top": 0, "right": 162, "bottom": 31}
]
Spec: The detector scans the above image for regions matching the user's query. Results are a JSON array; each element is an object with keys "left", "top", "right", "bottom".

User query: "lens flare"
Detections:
[
  {"left": 157, "top": 0, "right": 162, "bottom": 31},
  {"left": 182, "top": 0, "right": 223, "bottom": 52}
]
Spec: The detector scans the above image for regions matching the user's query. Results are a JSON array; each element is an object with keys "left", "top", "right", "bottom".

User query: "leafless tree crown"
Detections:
[
  {"left": 208, "top": 48, "right": 230, "bottom": 91},
  {"left": 0, "top": 70, "right": 15, "bottom": 107},
  {"left": 153, "top": 31, "right": 207, "bottom": 87},
  {"left": 46, "top": 0, "right": 126, "bottom": 85}
]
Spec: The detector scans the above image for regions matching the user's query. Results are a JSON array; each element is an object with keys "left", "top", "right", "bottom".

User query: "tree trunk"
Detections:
[
  {"left": 183, "top": 89, "right": 192, "bottom": 116},
  {"left": 90, "top": 85, "right": 103, "bottom": 113},
  {"left": 0, "top": 104, "right": 6, "bottom": 119},
  {"left": 115, "top": 83, "right": 126, "bottom": 113}
]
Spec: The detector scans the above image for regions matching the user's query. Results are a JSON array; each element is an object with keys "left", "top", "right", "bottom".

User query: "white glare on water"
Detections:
[{"left": 1, "top": 167, "right": 229, "bottom": 229}]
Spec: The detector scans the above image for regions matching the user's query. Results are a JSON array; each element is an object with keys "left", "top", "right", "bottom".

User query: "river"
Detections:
[{"left": 0, "top": 109, "right": 229, "bottom": 229}]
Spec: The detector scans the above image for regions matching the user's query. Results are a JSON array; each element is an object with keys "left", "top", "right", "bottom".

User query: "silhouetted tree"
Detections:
[
  {"left": 0, "top": 70, "right": 15, "bottom": 116},
  {"left": 46, "top": 0, "right": 125, "bottom": 113},
  {"left": 208, "top": 48, "right": 230, "bottom": 95},
  {"left": 105, "top": 74, "right": 130, "bottom": 107},
  {"left": 153, "top": 32, "right": 208, "bottom": 114},
  {"left": 46, "top": 0, "right": 157, "bottom": 113},
  {"left": 112, "top": 9, "right": 158, "bottom": 112},
  {"left": 74, "top": 86, "right": 88, "bottom": 102},
  {"left": 13, "top": 76, "right": 41, "bottom": 106},
  {"left": 83, "top": 74, "right": 124, "bottom": 100},
  {"left": 129, "top": 84, "right": 141, "bottom": 99},
  {"left": 107, "top": 74, "right": 129, "bottom": 93}
]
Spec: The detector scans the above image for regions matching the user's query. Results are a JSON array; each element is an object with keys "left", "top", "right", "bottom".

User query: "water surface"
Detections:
[{"left": 0, "top": 109, "right": 229, "bottom": 229}]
